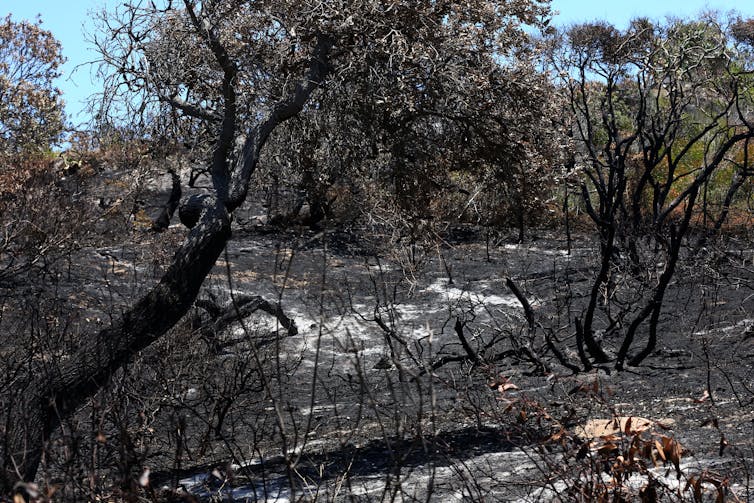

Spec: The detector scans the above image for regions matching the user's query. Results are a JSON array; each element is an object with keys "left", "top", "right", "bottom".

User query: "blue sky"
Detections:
[
  {"left": 2, "top": 0, "right": 754, "bottom": 126},
  {"left": 0, "top": 0, "right": 118, "bottom": 126},
  {"left": 550, "top": 0, "right": 753, "bottom": 27}
]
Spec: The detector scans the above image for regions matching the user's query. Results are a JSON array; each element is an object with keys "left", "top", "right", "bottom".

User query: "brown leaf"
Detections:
[
  {"left": 549, "top": 427, "right": 566, "bottom": 442},
  {"left": 568, "top": 379, "right": 600, "bottom": 396},
  {"left": 693, "top": 390, "right": 710, "bottom": 403},
  {"left": 597, "top": 442, "right": 618, "bottom": 456},
  {"left": 655, "top": 439, "right": 666, "bottom": 461},
  {"left": 684, "top": 477, "right": 702, "bottom": 502},
  {"left": 693, "top": 478, "right": 703, "bottom": 501},
  {"left": 662, "top": 436, "right": 683, "bottom": 475},
  {"left": 623, "top": 416, "right": 633, "bottom": 434},
  {"left": 629, "top": 444, "right": 639, "bottom": 463}
]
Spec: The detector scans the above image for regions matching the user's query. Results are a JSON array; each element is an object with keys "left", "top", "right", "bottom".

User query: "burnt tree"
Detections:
[
  {"left": 1, "top": 0, "right": 555, "bottom": 493},
  {"left": 0, "top": 6, "right": 332, "bottom": 492},
  {"left": 549, "top": 17, "right": 754, "bottom": 370}
]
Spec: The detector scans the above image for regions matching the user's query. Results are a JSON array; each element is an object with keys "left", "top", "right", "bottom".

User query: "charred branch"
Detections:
[
  {"left": 506, "top": 277, "right": 580, "bottom": 373},
  {"left": 194, "top": 294, "right": 298, "bottom": 341},
  {"left": 227, "top": 34, "right": 333, "bottom": 211}
]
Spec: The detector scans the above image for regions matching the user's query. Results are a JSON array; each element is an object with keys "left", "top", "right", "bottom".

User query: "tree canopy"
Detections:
[{"left": 0, "top": 15, "right": 65, "bottom": 158}]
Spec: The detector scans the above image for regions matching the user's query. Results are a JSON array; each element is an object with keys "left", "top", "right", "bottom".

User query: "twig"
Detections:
[
  {"left": 455, "top": 318, "right": 481, "bottom": 364},
  {"left": 507, "top": 277, "right": 579, "bottom": 373}
]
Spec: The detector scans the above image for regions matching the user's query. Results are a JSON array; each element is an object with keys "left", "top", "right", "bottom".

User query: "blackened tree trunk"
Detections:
[
  {"left": 615, "top": 186, "right": 699, "bottom": 370},
  {"left": 0, "top": 25, "right": 332, "bottom": 493},
  {"left": 2, "top": 203, "right": 231, "bottom": 489}
]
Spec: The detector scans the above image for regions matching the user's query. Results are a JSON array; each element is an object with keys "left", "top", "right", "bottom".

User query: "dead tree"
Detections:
[{"left": 551, "top": 17, "right": 754, "bottom": 370}]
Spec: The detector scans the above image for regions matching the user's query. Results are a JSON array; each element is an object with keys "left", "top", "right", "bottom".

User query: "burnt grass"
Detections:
[
  {"left": 141, "top": 218, "right": 754, "bottom": 501},
  {"left": 178, "top": 227, "right": 754, "bottom": 501},
  {"left": 3, "top": 170, "right": 754, "bottom": 500}
]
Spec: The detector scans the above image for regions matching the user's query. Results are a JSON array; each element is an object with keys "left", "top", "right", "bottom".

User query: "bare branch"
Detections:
[
  {"left": 227, "top": 34, "right": 333, "bottom": 211},
  {"left": 157, "top": 93, "right": 221, "bottom": 121}
]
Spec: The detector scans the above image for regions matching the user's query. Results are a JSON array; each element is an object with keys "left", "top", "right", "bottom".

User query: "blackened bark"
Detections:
[
  {"left": 179, "top": 194, "right": 212, "bottom": 229},
  {"left": 227, "top": 35, "right": 333, "bottom": 210},
  {"left": 0, "top": 31, "right": 332, "bottom": 493},
  {"left": 579, "top": 223, "right": 614, "bottom": 364},
  {"left": 454, "top": 318, "right": 481, "bottom": 364},
  {"left": 505, "top": 278, "right": 534, "bottom": 329},
  {"left": 506, "top": 277, "right": 580, "bottom": 373},
  {"left": 574, "top": 317, "right": 593, "bottom": 371},
  {"left": 615, "top": 187, "right": 699, "bottom": 370},
  {"left": 1, "top": 202, "right": 231, "bottom": 492}
]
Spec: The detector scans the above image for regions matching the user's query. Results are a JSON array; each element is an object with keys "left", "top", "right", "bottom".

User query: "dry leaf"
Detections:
[
  {"left": 549, "top": 427, "right": 566, "bottom": 442},
  {"left": 623, "top": 416, "right": 633, "bottom": 434},
  {"left": 575, "top": 416, "right": 654, "bottom": 439},
  {"left": 693, "top": 390, "right": 710, "bottom": 403},
  {"left": 597, "top": 442, "right": 618, "bottom": 455},
  {"left": 499, "top": 382, "right": 519, "bottom": 392},
  {"left": 662, "top": 436, "right": 683, "bottom": 475},
  {"left": 655, "top": 439, "right": 666, "bottom": 461}
]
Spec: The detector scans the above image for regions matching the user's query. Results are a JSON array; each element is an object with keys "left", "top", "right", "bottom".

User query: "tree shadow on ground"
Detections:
[{"left": 152, "top": 425, "right": 534, "bottom": 497}]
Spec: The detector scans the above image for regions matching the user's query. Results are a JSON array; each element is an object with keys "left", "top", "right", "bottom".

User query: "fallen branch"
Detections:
[
  {"left": 195, "top": 295, "right": 298, "bottom": 338},
  {"left": 505, "top": 277, "right": 534, "bottom": 330}
]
